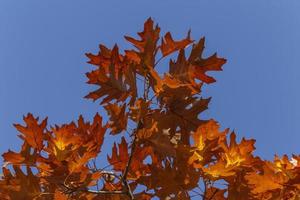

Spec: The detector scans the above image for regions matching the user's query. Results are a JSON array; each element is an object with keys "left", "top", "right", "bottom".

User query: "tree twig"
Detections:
[{"left": 121, "top": 121, "right": 142, "bottom": 200}]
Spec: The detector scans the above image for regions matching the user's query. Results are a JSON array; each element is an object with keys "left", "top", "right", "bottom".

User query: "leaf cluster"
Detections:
[{"left": 1, "top": 18, "right": 300, "bottom": 200}]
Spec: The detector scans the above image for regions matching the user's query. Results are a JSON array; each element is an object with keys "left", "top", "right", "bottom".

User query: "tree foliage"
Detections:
[{"left": 1, "top": 18, "right": 300, "bottom": 200}]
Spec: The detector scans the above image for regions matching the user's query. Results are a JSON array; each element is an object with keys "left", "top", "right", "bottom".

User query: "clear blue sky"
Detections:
[{"left": 0, "top": 0, "right": 299, "bottom": 163}]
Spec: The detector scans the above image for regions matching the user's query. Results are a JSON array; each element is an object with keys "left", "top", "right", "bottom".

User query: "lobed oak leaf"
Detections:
[
  {"left": 138, "top": 160, "right": 197, "bottom": 199},
  {"left": 202, "top": 161, "right": 238, "bottom": 179},
  {"left": 86, "top": 44, "right": 115, "bottom": 71},
  {"left": 160, "top": 31, "right": 193, "bottom": 57},
  {"left": 125, "top": 50, "right": 141, "bottom": 64},
  {"left": 160, "top": 73, "right": 201, "bottom": 98},
  {"left": 86, "top": 45, "right": 137, "bottom": 105},
  {"left": 108, "top": 138, "right": 154, "bottom": 180},
  {"left": 107, "top": 137, "right": 129, "bottom": 172},
  {"left": 202, "top": 132, "right": 257, "bottom": 179},
  {"left": 2, "top": 142, "right": 42, "bottom": 166},
  {"left": 0, "top": 166, "right": 41, "bottom": 200},
  {"left": 158, "top": 97, "right": 211, "bottom": 141},
  {"left": 188, "top": 120, "right": 228, "bottom": 167},
  {"left": 169, "top": 49, "right": 190, "bottom": 81},
  {"left": 272, "top": 154, "right": 300, "bottom": 172},
  {"left": 128, "top": 145, "right": 156, "bottom": 179},
  {"left": 47, "top": 123, "right": 79, "bottom": 161},
  {"left": 136, "top": 121, "right": 158, "bottom": 141},
  {"left": 245, "top": 163, "right": 286, "bottom": 195},
  {"left": 244, "top": 155, "right": 300, "bottom": 198},
  {"left": 165, "top": 37, "right": 225, "bottom": 95},
  {"left": 124, "top": 18, "right": 164, "bottom": 94},
  {"left": 168, "top": 49, "right": 202, "bottom": 94},
  {"left": 76, "top": 113, "right": 107, "bottom": 151},
  {"left": 124, "top": 17, "right": 160, "bottom": 67},
  {"left": 178, "top": 97, "right": 211, "bottom": 130},
  {"left": 221, "top": 133, "right": 256, "bottom": 168},
  {"left": 147, "top": 132, "right": 176, "bottom": 157},
  {"left": 189, "top": 38, "right": 226, "bottom": 84},
  {"left": 129, "top": 98, "right": 150, "bottom": 122},
  {"left": 2, "top": 150, "right": 24, "bottom": 164},
  {"left": 14, "top": 113, "right": 47, "bottom": 151},
  {"left": 105, "top": 103, "right": 128, "bottom": 134}
]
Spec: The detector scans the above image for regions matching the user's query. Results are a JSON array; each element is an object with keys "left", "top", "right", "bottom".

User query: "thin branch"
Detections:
[
  {"left": 207, "top": 188, "right": 219, "bottom": 200},
  {"left": 203, "top": 180, "right": 208, "bottom": 200},
  {"left": 91, "top": 159, "right": 100, "bottom": 191},
  {"left": 121, "top": 122, "right": 142, "bottom": 200},
  {"left": 62, "top": 182, "right": 127, "bottom": 196},
  {"left": 143, "top": 76, "right": 150, "bottom": 100},
  {"left": 122, "top": 136, "right": 137, "bottom": 181},
  {"left": 84, "top": 189, "right": 126, "bottom": 195},
  {"left": 154, "top": 56, "right": 164, "bottom": 67}
]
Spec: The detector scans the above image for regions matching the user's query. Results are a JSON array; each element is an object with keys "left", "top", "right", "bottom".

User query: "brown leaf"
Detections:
[
  {"left": 147, "top": 132, "right": 176, "bottom": 157},
  {"left": 129, "top": 98, "right": 150, "bottom": 122}
]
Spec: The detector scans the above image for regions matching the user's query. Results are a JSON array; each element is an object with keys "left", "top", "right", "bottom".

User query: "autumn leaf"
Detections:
[
  {"left": 188, "top": 119, "right": 228, "bottom": 167},
  {"left": 245, "top": 163, "right": 287, "bottom": 197},
  {"left": 0, "top": 166, "right": 41, "bottom": 200},
  {"left": 189, "top": 38, "right": 226, "bottom": 84},
  {"left": 86, "top": 44, "right": 114, "bottom": 70},
  {"left": 2, "top": 143, "right": 40, "bottom": 166},
  {"left": 160, "top": 31, "right": 193, "bottom": 57},
  {"left": 14, "top": 113, "right": 47, "bottom": 151},
  {"left": 245, "top": 155, "right": 300, "bottom": 198},
  {"left": 125, "top": 17, "right": 160, "bottom": 70},
  {"left": 107, "top": 137, "right": 129, "bottom": 172},
  {"left": 201, "top": 132, "right": 258, "bottom": 179},
  {"left": 86, "top": 45, "right": 137, "bottom": 105},
  {"left": 129, "top": 98, "right": 150, "bottom": 122},
  {"left": 105, "top": 103, "right": 128, "bottom": 134},
  {"left": 2, "top": 150, "right": 24, "bottom": 164},
  {"left": 125, "top": 18, "right": 164, "bottom": 94}
]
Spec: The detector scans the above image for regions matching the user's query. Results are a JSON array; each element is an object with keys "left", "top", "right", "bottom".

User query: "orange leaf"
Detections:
[
  {"left": 107, "top": 137, "right": 129, "bottom": 171},
  {"left": 2, "top": 150, "right": 24, "bottom": 164},
  {"left": 161, "top": 31, "right": 193, "bottom": 57},
  {"left": 105, "top": 103, "right": 128, "bottom": 134},
  {"left": 86, "top": 45, "right": 137, "bottom": 105},
  {"left": 14, "top": 113, "right": 47, "bottom": 151},
  {"left": 189, "top": 38, "right": 226, "bottom": 84}
]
